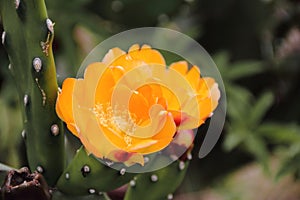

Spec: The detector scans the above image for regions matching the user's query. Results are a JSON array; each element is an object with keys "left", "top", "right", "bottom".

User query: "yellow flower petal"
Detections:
[
  {"left": 129, "top": 112, "right": 176, "bottom": 154},
  {"left": 102, "top": 47, "right": 126, "bottom": 66},
  {"left": 128, "top": 45, "right": 166, "bottom": 66},
  {"left": 129, "top": 44, "right": 140, "bottom": 52},
  {"left": 56, "top": 78, "right": 79, "bottom": 137},
  {"left": 204, "top": 77, "right": 221, "bottom": 110},
  {"left": 56, "top": 78, "right": 75, "bottom": 122},
  {"left": 169, "top": 61, "right": 188, "bottom": 75},
  {"left": 186, "top": 65, "right": 200, "bottom": 89}
]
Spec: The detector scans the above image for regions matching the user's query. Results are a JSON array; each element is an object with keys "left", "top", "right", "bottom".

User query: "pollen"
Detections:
[{"left": 93, "top": 103, "right": 137, "bottom": 147}]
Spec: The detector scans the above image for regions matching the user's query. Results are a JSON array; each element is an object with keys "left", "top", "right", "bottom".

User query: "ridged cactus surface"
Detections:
[
  {"left": 0, "top": 0, "right": 64, "bottom": 186},
  {"left": 124, "top": 159, "right": 190, "bottom": 200},
  {"left": 57, "top": 147, "right": 135, "bottom": 195}
]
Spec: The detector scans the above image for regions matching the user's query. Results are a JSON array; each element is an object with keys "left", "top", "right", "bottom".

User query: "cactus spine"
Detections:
[{"left": 0, "top": 0, "right": 64, "bottom": 185}]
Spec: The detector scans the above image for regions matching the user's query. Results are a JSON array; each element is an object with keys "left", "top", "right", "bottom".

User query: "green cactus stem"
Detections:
[
  {"left": 56, "top": 147, "right": 135, "bottom": 195},
  {"left": 124, "top": 158, "right": 190, "bottom": 200},
  {"left": 51, "top": 190, "right": 110, "bottom": 200},
  {"left": 0, "top": 0, "right": 64, "bottom": 186}
]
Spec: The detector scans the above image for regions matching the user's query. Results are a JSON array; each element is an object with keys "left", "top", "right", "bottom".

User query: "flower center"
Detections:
[{"left": 92, "top": 103, "right": 137, "bottom": 147}]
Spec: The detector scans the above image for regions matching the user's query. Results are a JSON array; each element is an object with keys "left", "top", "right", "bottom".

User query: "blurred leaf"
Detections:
[
  {"left": 276, "top": 144, "right": 300, "bottom": 180},
  {"left": 214, "top": 51, "right": 265, "bottom": 82},
  {"left": 227, "top": 61, "right": 264, "bottom": 80},
  {"left": 224, "top": 89, "right": 274, "bottom": 172},
  {"left": 223, "top": 128, "right": 248, "bottom": 151},
  {"left": 244, "top": 136, "right": 269, "bottom": 172},
  {"left": 213, "top": 51, "right": 231, "bottom": 73},
  {"left": 258, "top": 123, "right": 300, "bottom": 144},
  {"left": 226, "top": 84, "right": 252, "bottom": 121},
  {"left": 248, "top": 92, "right": 274, "bottom": 127}
]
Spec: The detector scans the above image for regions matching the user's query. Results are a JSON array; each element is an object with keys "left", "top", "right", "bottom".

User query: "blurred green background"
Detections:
[{"left": 1, "top": 0, "right": 300, "bottom": 199}]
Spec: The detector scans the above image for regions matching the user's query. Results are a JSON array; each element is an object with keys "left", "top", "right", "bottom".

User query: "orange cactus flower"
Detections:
[{"left": 56, "top": 44, "right": 220, "bottom": 166}]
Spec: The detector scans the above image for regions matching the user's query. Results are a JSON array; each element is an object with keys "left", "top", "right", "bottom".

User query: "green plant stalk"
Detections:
[
  {"left": 56, "top": 147, "right": 135, "bottom": 195},
  {"left": 124, "top": 159, "right": 189, "bottom": 200},
  {"left": 51, "top": 190, "right": 109, "bottom": 200},
  {"left": 0, "top": 0, "right": 64, "bottom": 186}
]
